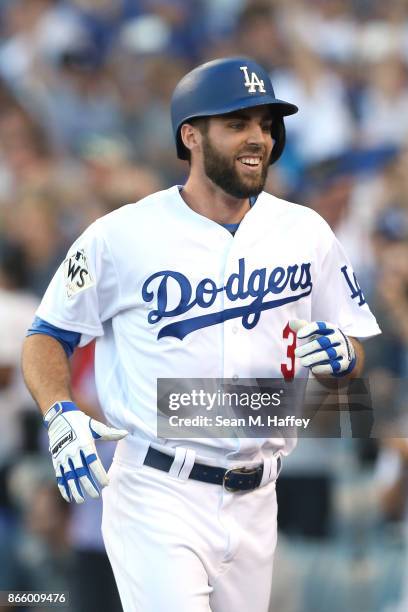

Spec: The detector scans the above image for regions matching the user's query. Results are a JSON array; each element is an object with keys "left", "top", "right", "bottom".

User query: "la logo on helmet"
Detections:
[{"left": 240, "top": 66, "right": 266, "bottom": 93}]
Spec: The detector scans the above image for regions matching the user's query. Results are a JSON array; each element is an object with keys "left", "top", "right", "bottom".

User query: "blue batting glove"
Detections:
[
  {"left": 289, "top": 320, "right": 356, "bottom": 377},
  {"left": 44, "top": 401, "right": 128, "bottom": 503}
]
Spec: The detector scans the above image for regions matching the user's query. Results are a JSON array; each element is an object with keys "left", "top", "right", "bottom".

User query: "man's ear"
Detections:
[{"left": 180, "top": 123, "right": 202, "bottom": 156}]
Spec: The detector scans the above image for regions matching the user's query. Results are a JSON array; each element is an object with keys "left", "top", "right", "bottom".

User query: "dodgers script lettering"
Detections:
[{"left": 142, "top": 258, "right": 312, "bottom": 340}]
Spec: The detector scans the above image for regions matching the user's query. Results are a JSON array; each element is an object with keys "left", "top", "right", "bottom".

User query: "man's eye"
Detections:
[
  {"left": 229, "top": 122, "right": 244, "bottom": 129},
  {"left": 262, "top": 123, "right": 272, "bottom": 132}
]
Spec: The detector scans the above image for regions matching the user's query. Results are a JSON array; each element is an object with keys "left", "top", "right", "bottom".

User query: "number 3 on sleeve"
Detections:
[{"left": 281, "top": 322, "right": 297, "bottom": 380}]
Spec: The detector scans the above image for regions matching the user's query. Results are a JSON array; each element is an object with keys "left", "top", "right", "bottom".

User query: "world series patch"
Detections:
[{"left": 64, "top": 249, "right": 95, "bottom": 298}]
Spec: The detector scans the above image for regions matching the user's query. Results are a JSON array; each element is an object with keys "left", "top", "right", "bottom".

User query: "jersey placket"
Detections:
[{"left": 221, "top": 227, "right": 256, "bottom": 457}]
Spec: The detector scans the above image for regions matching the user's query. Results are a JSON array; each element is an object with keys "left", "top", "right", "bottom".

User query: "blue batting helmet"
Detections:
[{"left": 171, "top": 57, "right": 298, "bottom": 165}]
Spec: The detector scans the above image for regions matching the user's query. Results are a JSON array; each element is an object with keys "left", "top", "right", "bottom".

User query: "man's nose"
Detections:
[{"left": 245, "top": 123, "right": 266, "bottom": 145}]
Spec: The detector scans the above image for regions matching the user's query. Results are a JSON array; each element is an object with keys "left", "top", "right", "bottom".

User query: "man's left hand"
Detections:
[{"left": 289, "top": 320, "right": 356, "bottom": 377}]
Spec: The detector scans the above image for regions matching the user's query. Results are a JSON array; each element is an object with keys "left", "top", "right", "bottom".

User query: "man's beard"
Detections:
[{"left": 202, "top": 135, "right": 269, "bottom": 198}]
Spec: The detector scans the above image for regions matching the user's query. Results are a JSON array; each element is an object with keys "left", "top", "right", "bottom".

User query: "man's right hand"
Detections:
[{"left": 44, "top": 401, "right": 128, "bottom": 503}]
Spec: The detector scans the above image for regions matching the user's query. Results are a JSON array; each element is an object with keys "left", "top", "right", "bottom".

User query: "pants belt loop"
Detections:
[
  {"left": 114, "top": 437, "right": 150, "bottom": 467},
  {"left": 260, "top": 457, "right": 273, "bottom": 487},
  {"left": 178, "top": 449, "right": 196, "bottom": 481},
  {"left": 168, "top": 447, "right": 196, "bottom": 480}
]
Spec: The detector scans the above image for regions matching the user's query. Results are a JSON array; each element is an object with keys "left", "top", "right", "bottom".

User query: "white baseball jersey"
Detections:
[{"left": 37, "top": 185, "right": 381, "bottom": 460}]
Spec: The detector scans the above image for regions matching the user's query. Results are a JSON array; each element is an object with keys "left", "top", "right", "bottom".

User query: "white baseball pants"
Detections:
[{"left": 102, "top": 440, "right": 279, "bottom": 612}]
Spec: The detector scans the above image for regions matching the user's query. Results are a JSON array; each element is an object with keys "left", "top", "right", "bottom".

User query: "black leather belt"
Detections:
[{"left": 143, "top": 447, "right": 277, "bottom": 492}]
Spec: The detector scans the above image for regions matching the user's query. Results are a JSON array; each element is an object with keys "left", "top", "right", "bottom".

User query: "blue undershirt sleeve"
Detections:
[{"left": 27, "top": 316, "right": 81, "bottom": 358}]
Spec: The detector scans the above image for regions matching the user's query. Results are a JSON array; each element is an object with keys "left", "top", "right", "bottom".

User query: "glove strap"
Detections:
[
  {"left": 333, "top": 355, "right": 356, "bottom": 378},
  {"left": 333, "top": 332, "right": 357, "bottom": 377},
  {"left": 43, "top": 401, "right": 78, "bottom": 428}
]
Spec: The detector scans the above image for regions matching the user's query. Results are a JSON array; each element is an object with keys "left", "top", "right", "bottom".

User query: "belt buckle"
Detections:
[{"left": 223, "top": 466, "right": 260, "bottom": 493}]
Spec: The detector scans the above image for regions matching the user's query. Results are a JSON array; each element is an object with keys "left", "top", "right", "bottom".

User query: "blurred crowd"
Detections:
[{"left": 0, "top": 1, "right": 408, "bottom": 611}]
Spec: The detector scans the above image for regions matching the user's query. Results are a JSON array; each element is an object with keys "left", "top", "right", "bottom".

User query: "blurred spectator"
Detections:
[
  {"left": 0, "top": 0, "right": 85, "bottom": 89},
  {"left": 356, "top": 1, "right": 408, "bottom": 64},
  {"left": 22, "top": 480, "right": 73, "bottom": 595},
  {"left": 369, "top": 239, "right": 408, "bottom": 376},
  {"left": 235, "top": 2, "right": 283, "bottom": 70},
  {"left": 273, "top": 43, "right": 355, "bottom": 166},
  {"left": 79, "top": 134, "right": 163, "bottom": 212},
  {"left": 359, "top": 56, "right": 408, "bottom": 147},
  {"left": 67, "top": 0, "right": 135, "bottom": 55},
  {"left": 37, "top": 41, "right": 123, "bottom": 154},
  {"left": 0, "top": 239, "right": 38, "bottom": 597},
  {"left": 204, "top": 0, "right": 246, "bottom": 40},
  {"left": 3, "top": 471, "right": 74, "bottom": 608},
  {"left": 299, "top": 146, "right": 401, "bottom": 285},
  {"left": 0, "top": 240, "right": 38, "bottom": 476},
  {"left": 4, "top": 189, "right": 70, "bottom": 295},
  {"left": 280, "top": 0, "right": 357, "bottom": 63},
  {"left": 109, "top": 51, "right": 188, "bottom": 182},
  {"left": 0, "top": 104, "right": 54, "bottom": 201},
  {"left": 377, "top": 435, "right": 408, "bottom": 612}
]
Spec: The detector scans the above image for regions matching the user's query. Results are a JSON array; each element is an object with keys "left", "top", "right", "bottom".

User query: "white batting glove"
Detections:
[
  {"left": 289, "top": 320, "right": 356, "bottom": 377},
  {"left": 44, "top": 401, "right": 128, "bottom": 503}
]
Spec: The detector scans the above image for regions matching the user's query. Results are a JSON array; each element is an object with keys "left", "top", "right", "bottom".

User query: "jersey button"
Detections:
[
  {"left": 232, "top": 375, "right": 239, "bottom": 382},
  {"left": 232, "top": 325, "right": 238, "bottom": 334}
]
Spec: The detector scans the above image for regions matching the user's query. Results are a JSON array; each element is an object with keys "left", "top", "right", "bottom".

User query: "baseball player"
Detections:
[{"left": 22, "top": 57, "right": 381, "bottom": 612}]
